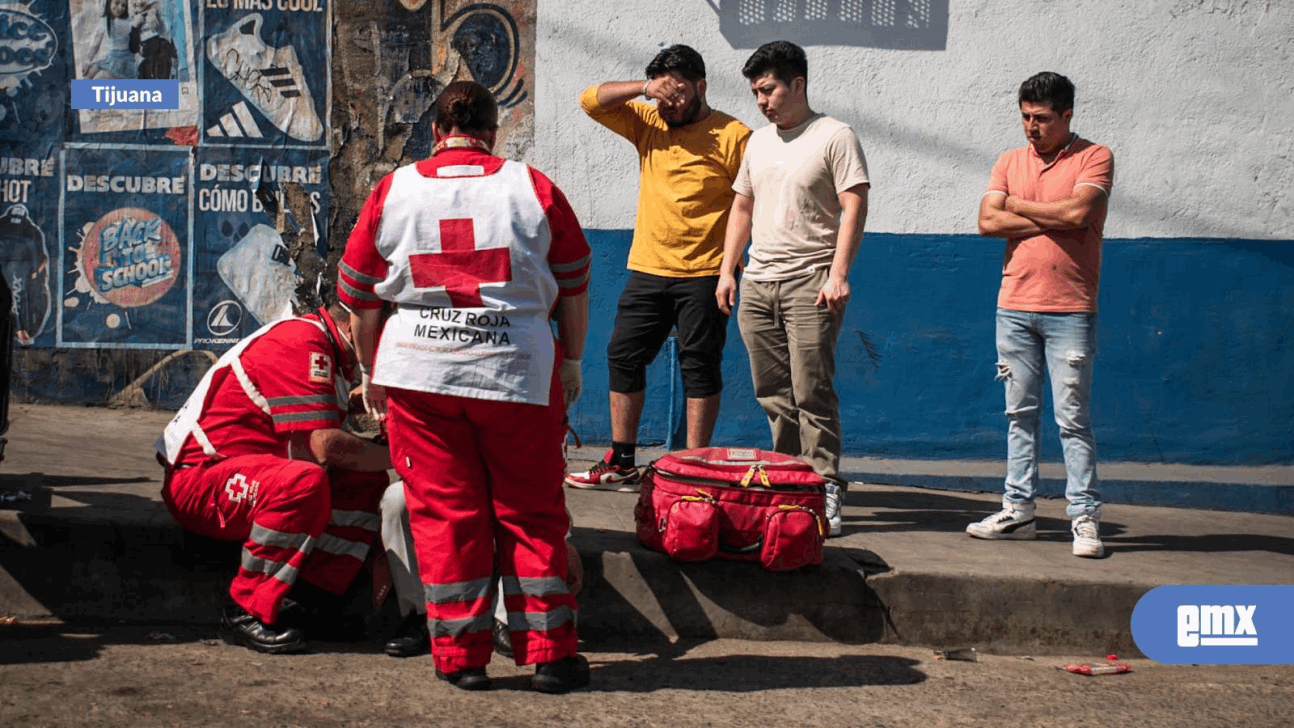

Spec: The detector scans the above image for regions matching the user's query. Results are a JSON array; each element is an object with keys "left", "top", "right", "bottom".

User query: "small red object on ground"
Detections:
[{"left": 1060, "top": 662, "right": 1132, "bottom": 676}]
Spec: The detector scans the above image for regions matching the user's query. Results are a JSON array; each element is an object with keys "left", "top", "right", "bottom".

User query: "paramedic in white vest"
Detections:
[
  {"left": 338, "top": 81, "right": 592, "bottom": 694},
  {"left": 156, "top": 297, "right": 392, "bottom": 654}
]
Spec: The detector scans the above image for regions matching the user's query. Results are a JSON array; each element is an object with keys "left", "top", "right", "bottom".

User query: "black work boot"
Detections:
[
  {"left": 435, "top": 667, "right": 492, "bottom": 691},
  {"left": 219, "top": 604, "right": 307, "bottom": 654},
  {"left": 384, "top": 611, "right": 431, "bottom": 658},
  {"left": 531, "top": 654, "right": 591, "bottom": 694},
  {"left": 492, "top": 618, "right": 513, "bottom": 659}
]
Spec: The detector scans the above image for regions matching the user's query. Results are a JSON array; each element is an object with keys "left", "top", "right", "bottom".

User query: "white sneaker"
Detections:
[
  {"left": 1071, "top": 514, "right": 1104, "bottom": 558},
  {"left": 207, "top": 14, "right": 322, "bottom": 142},
  {"left": 966, "top": 503, "right": 1037, "bottom": 540},
  {"left": 824, "top": 483, "right": 842, "bottom": 538}
]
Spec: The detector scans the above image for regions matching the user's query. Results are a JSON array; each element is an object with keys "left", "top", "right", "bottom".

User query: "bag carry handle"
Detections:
[
  {"left": 719, "top": 505, "right": 824, "bottom": 553},
  {"left": 719, "top": 537, "right": 763, "bottom": 555}
]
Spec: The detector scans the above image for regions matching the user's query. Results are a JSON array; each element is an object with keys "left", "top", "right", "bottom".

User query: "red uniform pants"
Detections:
[
  {"left": 162, "top": 454, "right": 387, "bottom": 624},
  {"left": 385, "top": 382, "right": 577, "bottom": 673}
]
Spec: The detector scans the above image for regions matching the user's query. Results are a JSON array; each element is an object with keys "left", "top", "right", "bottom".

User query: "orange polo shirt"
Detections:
[{"left": 986, "top": 135, "right": 1113, "bottom": 313}]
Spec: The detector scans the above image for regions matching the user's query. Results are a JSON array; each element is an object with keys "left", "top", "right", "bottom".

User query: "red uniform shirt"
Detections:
[
  {"left": 173, "top": 314, "right": 347, "bottom": 466},
  {"left": 338, "top": 146, "right": 591, "bottom": 311}
]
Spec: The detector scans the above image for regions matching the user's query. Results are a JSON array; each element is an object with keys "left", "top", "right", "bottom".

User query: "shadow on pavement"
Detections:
[
  {"left": 573, "top": 527, "right": 887, "bottom": 646},
  {"left": 0, "top": 622, "right": 216, "bottom": 666},
  {"left": 491, "top": 641, "right": 927, "bottom": 692},
  {"left": 1, "top": 473, "right": 153, "bottom": 489},
  {"left": 1103, "top": 533, "right": 1294, "bottom": 556},
  {"left": 841, "top": 487, "right": 1130, "bottom": 542}
]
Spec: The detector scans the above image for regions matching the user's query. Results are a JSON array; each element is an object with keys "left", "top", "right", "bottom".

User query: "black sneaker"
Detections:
[
  {"left": 532, "top": 654, "right": 591, "bottom": 694},
  {"left": 219, "top": 604, "right": 307, "bottom": 654},
  {"left": 385, "top": 612, "right": 431, "bottom": 658},
  {"left": 435, "top": 667, "right": 492, "bottom": 691},
  {"left": 492, "top": 618, "right": 513, "bottom": 659}
]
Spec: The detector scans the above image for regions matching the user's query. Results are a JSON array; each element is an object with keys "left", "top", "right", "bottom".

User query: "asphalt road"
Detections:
[{"left": 2, "top": 622, "right": 1292, "bottom": 727}]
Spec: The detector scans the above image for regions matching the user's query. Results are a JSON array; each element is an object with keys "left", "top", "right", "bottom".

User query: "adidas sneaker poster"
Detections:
[
  {"left": 202, "top": 7, "right": 326, "bottom": 146},
  {"left": 0, "top": 143, "right": 60, "bottom": 348},
  {"left": 192, "top": 147, "right": 329, "bottom": 351},
  {"left": 68, "top": 0, "right": 199, "bottom": 139},
  {"left": 59, "top": 146, "right": 191, "bottom": 349},
  {"left": 0, "top": 0, "right": 68, "bottom": 144}
]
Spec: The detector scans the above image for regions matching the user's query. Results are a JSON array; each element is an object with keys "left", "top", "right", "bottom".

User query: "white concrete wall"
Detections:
[{"left": 530, "top": 0, "right": 1294, "bottom": 240}]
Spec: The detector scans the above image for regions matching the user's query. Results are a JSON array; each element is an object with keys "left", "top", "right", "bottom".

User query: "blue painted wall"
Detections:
[{"left": 568, "top": 230, "right": 1294, "bottom": 465}]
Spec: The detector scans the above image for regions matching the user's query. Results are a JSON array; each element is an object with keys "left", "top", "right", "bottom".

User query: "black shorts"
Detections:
[{"left": 606, "top": 271, "right": 728, "bottom": 398}]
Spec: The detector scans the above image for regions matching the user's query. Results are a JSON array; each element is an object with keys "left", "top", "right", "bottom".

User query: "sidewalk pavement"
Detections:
[{"left": 2, "top": 404, "right": 1292, "bottom": 657}]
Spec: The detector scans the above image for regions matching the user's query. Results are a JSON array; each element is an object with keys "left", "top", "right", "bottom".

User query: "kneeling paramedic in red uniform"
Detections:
[
  {"left": 340, "top": 80, "right": 592, "bottom": 693},
  {"left": 156, "top": 297, "right": 392, "bottom": 653}
]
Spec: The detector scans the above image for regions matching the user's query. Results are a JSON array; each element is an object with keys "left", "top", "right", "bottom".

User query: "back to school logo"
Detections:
[
  {"left": 74, "top": 207, "right": 180, "bottom": 308},
  {"left": 1132, "top": 585, "right": 1294, "bottom": 664}
]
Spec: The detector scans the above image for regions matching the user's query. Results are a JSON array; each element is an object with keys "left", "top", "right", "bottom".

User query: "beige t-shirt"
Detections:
[{"left": 733, "top": 114, "right": 870, "bottom": 281}]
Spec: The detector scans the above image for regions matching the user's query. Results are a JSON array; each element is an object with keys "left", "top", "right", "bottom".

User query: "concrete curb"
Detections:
[{"left": 4, "top": 506, "right": 1149, "bottom": 656}]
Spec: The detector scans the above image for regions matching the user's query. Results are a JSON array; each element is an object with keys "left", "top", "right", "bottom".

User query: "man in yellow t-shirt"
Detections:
[{"left": 567, "top": 45, "right": 750, "bottom": 490}]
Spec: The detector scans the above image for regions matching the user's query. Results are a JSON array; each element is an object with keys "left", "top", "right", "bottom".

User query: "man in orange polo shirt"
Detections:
[{"left": 967, "top": 72, "right": 1114, "bottom": 558}]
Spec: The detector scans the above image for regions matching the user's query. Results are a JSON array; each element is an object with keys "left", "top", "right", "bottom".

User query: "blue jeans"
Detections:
[{"left": 995, "top": 308, "right": 1101, "bottom": 519}]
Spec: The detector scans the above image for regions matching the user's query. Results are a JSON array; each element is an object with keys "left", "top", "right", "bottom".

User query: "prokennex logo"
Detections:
[
  {"left": 1132, "top": 585, "right": 1293, "bottom": 664},
  {"left": 1178, "top": 605, "right": 1257, "bottom": 647}
]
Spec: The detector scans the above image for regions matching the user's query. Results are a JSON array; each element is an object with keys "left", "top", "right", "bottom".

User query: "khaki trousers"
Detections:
[{"left": 737, "top": 267, "right": 845, "bottom": 486}]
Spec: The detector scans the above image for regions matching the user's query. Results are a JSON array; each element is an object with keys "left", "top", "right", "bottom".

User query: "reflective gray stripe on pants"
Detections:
[
  {"left": 331, "top": 509, "right": 380, "bottom": 532},
  {"left": 430, "top": 613, "right": 493, "bottom": 638},
  {"left": 314, "top": 533, "right": 370, "bottom": 562},
  {"left": 240, "top": 548, "right": 304, "bottom": 585},
  {"left": 423, "top": 577, "right": 493, "bottom": 605},
  {"left": 506, "top": 605, "right": 575, "bottom": 633},
  {"left": 249, "top": 523, "right": 312, "bottom": 551},
  {"left": 500, "top": 575, "right": 568, "bottom": 598}
]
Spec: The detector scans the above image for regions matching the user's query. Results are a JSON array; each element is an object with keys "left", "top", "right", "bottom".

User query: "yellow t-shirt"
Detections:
[{"left": 580, "top": 85, "right": 750, "bottom": 277}]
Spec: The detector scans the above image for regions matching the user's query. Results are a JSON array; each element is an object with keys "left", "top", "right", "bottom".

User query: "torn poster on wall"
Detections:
[
  {"left": 432, "top": 0, "right": 533, "bottom": 158},
  {"left": 59, "top": 145, "right": 191, "bottom": 349},
  {"left": 192, "top": 146, "right": 328, "bottom": 349},
  {"left": 383, "top": 1, "right": 533, "bottom": 159}
]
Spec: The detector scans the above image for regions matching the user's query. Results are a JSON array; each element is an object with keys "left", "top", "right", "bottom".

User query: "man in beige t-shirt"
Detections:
[{"left": 717, "top": 41, "right": 870, "bottom": 537}]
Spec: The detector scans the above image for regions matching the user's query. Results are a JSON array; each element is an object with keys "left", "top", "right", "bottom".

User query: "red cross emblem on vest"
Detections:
[{"left": 409, "top": 219, "right": 512, "bottom": 307}]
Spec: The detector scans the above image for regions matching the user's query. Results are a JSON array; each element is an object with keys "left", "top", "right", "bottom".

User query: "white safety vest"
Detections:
[
  {"left": 370, "top": 160, "right": 558, "bottom": 405},
  {"left": 155, "top": 317, "right": 349, "bottom": 465}
]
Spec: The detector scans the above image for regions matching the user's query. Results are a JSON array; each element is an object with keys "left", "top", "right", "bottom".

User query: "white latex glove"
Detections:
[
  {"left": 361, "top": 371, "right": 387, "bottom": 421},
  {"left": 558, "top": 358, "right": 582, "bottom": 408}
]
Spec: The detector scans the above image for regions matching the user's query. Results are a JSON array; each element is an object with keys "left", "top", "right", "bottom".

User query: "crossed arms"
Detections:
[{"left": 978, "top": 185, "right": 1107, "bottom": 239}]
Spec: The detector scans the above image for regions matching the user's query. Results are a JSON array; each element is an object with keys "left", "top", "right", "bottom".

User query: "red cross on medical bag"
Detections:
[{"left": 633, "top": 447, "right": 828, "bottom": 571}]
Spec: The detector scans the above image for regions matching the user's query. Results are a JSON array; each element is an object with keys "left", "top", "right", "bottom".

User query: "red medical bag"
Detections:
[{"left": 633, "top": 447, "right": 828, "bottom": 571}]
